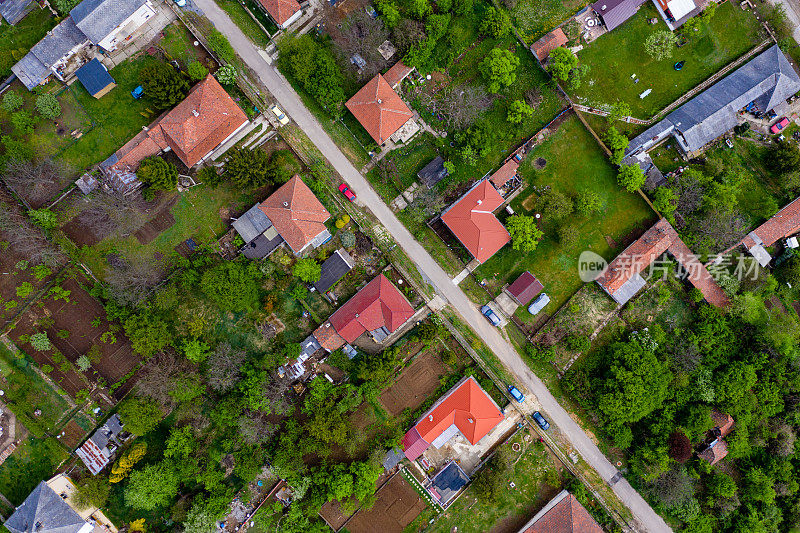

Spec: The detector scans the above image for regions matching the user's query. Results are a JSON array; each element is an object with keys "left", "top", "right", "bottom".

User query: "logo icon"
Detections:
[{"left": 578, "top": 251, "right": 608, "bottom": 282}]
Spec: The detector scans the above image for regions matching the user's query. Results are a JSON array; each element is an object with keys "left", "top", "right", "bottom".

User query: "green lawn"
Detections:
[
  {"left": 412, "top": 429, "right": 562, "bottom": 533},
  {"left": 572, "top": 1, "right": 763, "bottom": 118},
  {"left": 159, "top": 21, "right": 216, "bottom": 68},
  {"left": 0, "top": 8, "right": 56, "bottom": 78},
  {"left": 510, "top": 0, "right": 587, "bottom": 44},
  {"left": 0, "top": 341, "right": 72, "bottom": 436},
  {"left": 59, "top": 55, "right": 164, "bottom": 169},
  {"left": 474, "top": 116, "right": 656, "bottom": 313},
  {"left": 0, "top": 436, "right": 69, "bottom": 505},
  {"left": 214, "top": 0, "right": 272, "bottom": 47}
]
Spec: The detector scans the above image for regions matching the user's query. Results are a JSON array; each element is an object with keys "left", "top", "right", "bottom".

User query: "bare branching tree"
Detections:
[
  {"left": 81, "top": 189, "right": 147, "bottom": 238},
  {"left": 0, "top": 195, "right": 65, "bottom": 267},
  {"left": 692, "top": 207, "right": 748, "bottom": 252},
  {"left": 136, "top": 352, "right": 195, "bottom": 410},
  {"left": 206, "top": 342, "right": 246, "bottom": 393},
  {"left": 420, "top": 84, "right": 492, "bottom": 129},
  {"left": 330, "top": 11, "right": 390, "bottom": 80},
  {"left": 238, "top": 411, "right": 277, "bottom": 445},
  {"left": 2, "top": 159, "right": 72, "bottom": 207},
  {"left": 105, "top": 255, "right": 165, "bottom": 307},
  {"left": 262, "top": 372, "right": 292, "bottom": 416}
]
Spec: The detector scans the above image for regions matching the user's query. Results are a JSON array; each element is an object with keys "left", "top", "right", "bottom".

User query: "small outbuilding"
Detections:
[
  {"left": 417, "top": 156, "right": 448, "bottom": 189},
  {"left": 429, "top": 461, "right": 469, "bottom": 506},
  {"left": 75, "top": 58, "right": 116, "bottom": 98},
  {"left": 315, "top": 248, "right": 355, "bottom": 293},
  {"left": 505, "top": 271, "right": 544, "bottom": 306}
]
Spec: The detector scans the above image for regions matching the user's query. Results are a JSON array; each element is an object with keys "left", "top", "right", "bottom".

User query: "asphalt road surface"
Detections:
[{"left": 190, "top": 1, "right": 672, "bottom": 530}]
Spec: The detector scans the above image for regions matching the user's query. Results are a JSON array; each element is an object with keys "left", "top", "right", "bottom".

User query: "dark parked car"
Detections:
[
  {"left": 508, "top": 385, "right": 525, "bottom": 402},
  {"left": 532, "top": 411, "right": 550, "bottom": 430},
  {"left": 480, "top": 305, "right": 501, "bottom": 326},
  {"left": 339, "top": 183, "right": 356, "bottom": 202}
]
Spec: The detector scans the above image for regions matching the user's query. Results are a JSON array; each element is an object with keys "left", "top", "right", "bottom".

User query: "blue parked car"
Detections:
[
  {"left": 508, "top": 385, "right": 525, "bottom": 402},
  {"left": 131, "top": 85, "right": 144, "bottom": 99},
  {"left": 480, "top": 305, "right": 501, "bottom": 326},
  {"left": 532, "top": 411, "right": 550, "bottom": 431}
]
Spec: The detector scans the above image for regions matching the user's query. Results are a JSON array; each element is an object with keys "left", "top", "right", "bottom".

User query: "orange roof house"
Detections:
[
  {"left": 742, "top": 195, "right": 800, "bottom": 267},
  {"left": 489, "top": 159, "right": 519, "bottom": 189},
  {"left": 401, "top": 376, "right": 504, "bottom": 461},
  {"left": 345, "top": 74, "right": 414, "bottom": 145},
  {"left": 257, "top": 0, "right": 301, "bottom": 27},
  {"left": 440, "top": 179, "right": 510, "bottom": 264},
  {"left": 530, "top": 28, "right": 568, "bottom": 62},
  {"left": 383, "top": 61, "right": 414, "bottom": 89},
  {"left": 518, "top": 490, "right": 603, "bottom": 533},
  {"left": 104, "top": 74, "right": 248, "bottom": 171},
  {"left": 258, "top": 175, "right": 331, "bottom": 254},
  {"left": 595, "top": 218, "right": 729, "bottom": 308},
  {"left": 326, "top": 273, "right": 414, "bottom": 344}
]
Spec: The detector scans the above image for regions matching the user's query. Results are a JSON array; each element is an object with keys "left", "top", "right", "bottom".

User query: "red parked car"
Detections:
[
  {"left": 771, "top": 117, "right": 790, "bottom": 134},
  {"left": 339, "top": 183, "right": 356, "bottom": 202}
]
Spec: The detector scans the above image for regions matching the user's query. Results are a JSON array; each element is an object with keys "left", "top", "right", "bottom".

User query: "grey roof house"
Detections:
[
  {"left": 5, "top": 481, "right": 93, "bottom": 533},
  {"left": 12, "top": 16, "right": 90, "bottom": 89},
  {"left": 75, "top": 414, "right": 126, "bottom": 475},
  {"left": 0, "top": 0, "right": 35, "bottom": 25},
  {"left": 627, "top": 45, "right": 800, "bottom": 156},
  {"left": 232, "top": 203, "right": 285, "bottom": 260},
  {"left": 417, "top": 156, "right": 449, "bottom": 189},
  {"left": 70, "top": 0, "right": 153, "bottom": 48},
  {"left": 314, "top": 248, "right": 355, "bottom": 293},
  {"left": 592, "top": 0, "right": 648, "bottom": 31}
]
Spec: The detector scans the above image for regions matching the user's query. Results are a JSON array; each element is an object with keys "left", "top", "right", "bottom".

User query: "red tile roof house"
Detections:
[
  {"left": 401, "top": 375, "right": 504, "bottom": 462},
  {"left": 595, "top": 218, "right": 729, "bottom": 308},
  {"left": 345, "top": 73, "right": 417, "bottom": 146},
  {"left": 530, "top": 28, "right": 568, "bottom": 63},
  {"left": 517, "top": 490, "right": 603, "bottom": 533},
  {"left": 742, "top": 195, "right": 800, "bottom": 267},
  {"left": 699, "top": 410, "right": 734, "bottom": 466},
  {"left": 440, "top": 179, "right": 511, "bottom": 264},
  {"left": 101, "top": 74, "right": 249, "bottom": 175},
  {"left": 257, "top": 0, "right": 302, "bottom": 28},
  {"left": 258, "top": 175, "right": 332, "bottom": 255},
  {"left": 314, "top": 273, "right": 415, "bottom": 352}
]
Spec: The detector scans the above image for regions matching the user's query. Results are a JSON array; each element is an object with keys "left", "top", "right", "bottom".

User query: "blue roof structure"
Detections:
[
  {"left": 430, "top": 461, "right": 470, "bottom": 505},
  {"left": 75, "top": 58, "right": 115, "bottom": 97}
]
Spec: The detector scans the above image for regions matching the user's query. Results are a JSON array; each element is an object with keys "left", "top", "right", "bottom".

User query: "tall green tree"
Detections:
[
  {"left": 506, "top": 215, "right": 543, "bottom": 253},
  {"left": 644, "top": 30, "right": 678, "bottom": 61},
  {"left": 222, "top": 147, "right": 273, "bottom": 188},
  {"left": 137, "top": 157, "right": 178, "bottom": 191},
  {"left": 479, "top": 48, "right": 519, "bottom": 93},
  {"left": 117, "top": 397, "right": 164, "bottom": 435},
  {"left": 479, "top": 7, "right": 511, "bottom": 37},
  {"left": 200, "top": 261, "right": 261, "bottom": 313},
  {"left": 124, "top": 461, "right": 180, "bottom": 510},
  {"left": 140, "top": 62, "right": 190, "bottom": 110},
  {"left": 293, "top": 258, "right": 321, "bottom": 283},
  {"left": 617, "top": 163, "right": 645, "bottom": 192}
]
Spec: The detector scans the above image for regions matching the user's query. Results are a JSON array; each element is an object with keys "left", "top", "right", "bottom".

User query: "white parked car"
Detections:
[
  {"left": 269, "top": 104, "right": 290, "bottom": 125},
  {"left": 528, "top": 293, "right": 550, "bottom": 315},
  {"left": 175, "top": 0, "right": 186, "bottom": 6}
]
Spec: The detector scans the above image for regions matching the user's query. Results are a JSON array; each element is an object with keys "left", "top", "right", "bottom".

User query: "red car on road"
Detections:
[
  {"left": 339, "top": 183, "right": 356, "bottom": 202},
  {"left": 771, "top": 117, "right": 790, "bottom": 134}
]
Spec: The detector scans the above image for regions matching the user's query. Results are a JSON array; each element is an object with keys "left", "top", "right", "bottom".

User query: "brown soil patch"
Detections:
[
  {"left": 62, "top": 212, "right": 103, "bottom": 247},
  {"left": 134, "top": 197, "right": 177, "bottom": 244},
  {"left": 765, "top": 295, "right": 786, "bottom": 313},
  {"left": 533, "top": 157, "right": 547, "bottom": 169},
  {"left": 61, "top": 419, "right": 88, "bottom": 450},
  {"left": 605, "top": 235, "right": 618, "bottom": 249},
  {"left": 521, "top": 193, "right": 538, "bottom": 211},
  {"left": 345, "top": 473, "right": 427, "bottom": 533},
  {"left": 379, "top": 349, "right": 448, "bottom": 416}
]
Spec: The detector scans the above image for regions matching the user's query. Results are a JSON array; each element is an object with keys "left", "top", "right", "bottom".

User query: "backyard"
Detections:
[
  {"left": 0, "top": 7, "right": 56, "bottom": 78},
  {"left": 571, "top": 1, "right": 764, "bottom": 118},
  {"left": 510, "top": 0, "right": 588, "bottom": 44},
  {"left": 474, "top": 115, "right": 656, "bottom": 315}
]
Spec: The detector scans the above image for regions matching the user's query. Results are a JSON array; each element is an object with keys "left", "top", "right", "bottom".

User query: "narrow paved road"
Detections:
[
  {"left": 190, "top": 1, "right": 671, "bottom": 530},
  {"left": 769, "top": 0, "right": 800, "bottom": 44}
]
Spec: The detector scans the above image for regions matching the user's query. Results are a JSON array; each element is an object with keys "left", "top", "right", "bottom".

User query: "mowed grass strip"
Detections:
[
  {"left": 571, "top": 1, "right": 762, "bottom": 118},
  {"left": 475, "top": 116, "right": 656, "bottom": 314}
]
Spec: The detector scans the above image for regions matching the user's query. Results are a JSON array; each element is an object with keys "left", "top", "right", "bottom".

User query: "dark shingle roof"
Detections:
[
  {"left": 30, "top": 16, "right": 87, "bottom": 68},
  {"left": 0, "top": 0, "right": 35, "bottom": 25},
  {"left": 592, "top": 0, "right": 648, "bottom": 31},
  {"left": 75, "top": 58, "right": 115, "bottom": 96},
  {"left": 5, "top": 481, "right": 87, "bottom": 533},
  {"left": 314, "top": 248, "right": 354, "bottom": 293},
  {"left": 11, "top": 51, "right": 51, "bottom": 90},
  {"left": 431, "top": 461, "right": 469, "bottom": 505},
  {"left": 70, "top": 0, "right": 148, "bottom": 44},
  {"left": 233, "top": 203, "right": 274, "bottom": 244},
  {"left": 667, "top": 45, "right": 800, "bottom": 152},
  {"left": 417, "top": 156, "right": 448, "bottom": 189}
]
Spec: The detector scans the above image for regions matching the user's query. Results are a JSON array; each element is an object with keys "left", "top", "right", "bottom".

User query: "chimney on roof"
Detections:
[
  {"left": 283, "top": 201, "right": 288, "bottom": 207},
  {"left": 601, "top": 4, "right": 607, "bottom": 9},
  {"left": 355, "top": 313, "right": 360, "bottom": 318},
  {"left": 428, "top": 415, "right": 434, "bottom": 421},
  {"left": 192, "top": 109, "right": 199, "bottom": 117},
  {"left": 476, "top": 199, "right": 482, "bottom": 205},
  {"left": 468, "top": 418, "right": 473, "bottom": 423},
  {"left": 377, "top": 98, "right": 383, "bottom": 104}
]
